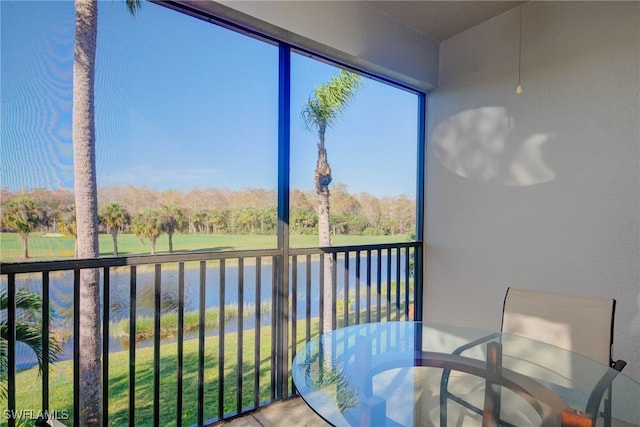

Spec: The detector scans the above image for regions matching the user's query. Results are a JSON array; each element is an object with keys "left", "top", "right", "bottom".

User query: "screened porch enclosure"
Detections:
[{"left": 0, "top": 1, "right": 425, "bottom": 426}]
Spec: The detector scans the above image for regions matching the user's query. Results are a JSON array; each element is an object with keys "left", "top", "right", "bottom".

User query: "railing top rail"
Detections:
[
  {"left": 0, "top": 248, "right": 282, "bottom": 275},
  {"left": 0, "top": 240, "right": 422, "bottom": 275},
  {"left": 290, "top": 241, "right": 421, "bottom": 256}
]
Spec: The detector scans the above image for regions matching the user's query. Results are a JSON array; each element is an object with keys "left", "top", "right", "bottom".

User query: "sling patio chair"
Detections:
[{"left": 439, "top": 287, "right": 626, "bottom": 427}]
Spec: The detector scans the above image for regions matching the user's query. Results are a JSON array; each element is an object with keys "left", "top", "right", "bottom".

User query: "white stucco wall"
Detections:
[
  {"left": 181, "top": 0, "right": 439, "bottom": 91},
  {"left": 425, "top": 2, "right": 640, "bottom": 380}
]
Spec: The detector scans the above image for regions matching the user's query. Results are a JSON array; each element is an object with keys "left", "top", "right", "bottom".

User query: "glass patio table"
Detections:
[{"left": 292, "top": 321, "right": 640, "bottom": 427}]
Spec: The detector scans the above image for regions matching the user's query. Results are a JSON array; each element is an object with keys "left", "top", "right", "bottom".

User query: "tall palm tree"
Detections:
[
  {"left": 0, "top": 289, "right": 63, "bottom": 400},
  {"left": 73, "top": 0, "right": 139, "bottom": 424},
  {"left": 99, "top": 203, "right": 131, "bottom": 256},
  {"left": 301, "top": 70, "right": 361, "bottom": 333}
]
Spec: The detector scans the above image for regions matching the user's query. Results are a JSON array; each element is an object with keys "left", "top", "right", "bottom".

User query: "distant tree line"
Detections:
[{"left": 1, "top": 184, "right": 415, "bottom": 256}]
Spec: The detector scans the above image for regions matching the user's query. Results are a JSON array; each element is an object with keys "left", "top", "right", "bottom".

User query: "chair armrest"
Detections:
[
  {"left": 611, "top": 359, "right": 626, "bottom": 372},
  {"left": 452, "top": 332, "right": 501, "bottom": 356},
  {"left": 440, "top": 333, "right": 501, "bottom": 396},
  {"left": 584, "top": 359, "right": 627, "bottom": 421}
]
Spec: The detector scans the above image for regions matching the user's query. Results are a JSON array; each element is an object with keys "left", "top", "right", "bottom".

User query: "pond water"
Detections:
[{"left": 4, "top": 251, "right": 411, "bottom": 369}]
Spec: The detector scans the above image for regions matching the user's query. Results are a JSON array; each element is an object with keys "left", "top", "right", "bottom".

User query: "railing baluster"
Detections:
[
  {"left": 414, "top": 246, "right": 423, "bottom": 321},
  {"left": 198, "top": 261, "right": 206, "bottom": 425},
  {"left": 366, "top": 250, "right": 372, "bottom": 323},
  {"left": 332, "top": 252, "right": 337, "bottom": 331},
  {"left": 386, "top": 248, "right": 392, "bottom": 322},
  {"left": 355, "top": 251, "right": 361, "bottom": 324},
  {"left": 396, "top": 248, "right": 401, "bottom": 320},
  {"left": 319, "top": 252, "right": 324, "bottom": 332},
  {"left": 42, "top": 271, "right": 50, "bottom": 415},
  {"left": 218, "top": 260, "right": 226, "bottom": 418},
  {"left": 343, "top": 252, "right": 350, "bottom": 327},
  {"left": 73, "top": 269, "right": 80, "bottom": 427},
  {"left": 177, "top": 262, "right": 185, "bottom": 427},
  {"left": 254, "top": 257, "right": 262, "bottom": 408},
  {"left": 7, "top": 273, "right": 16, "bottom": 427},
  {"left": 405, "top": 247, "right": 411, "bottom": 320},
  {"left": 305, "top": 254, "right": 311, "bottom": 342},
  {"left": 102, "top": 268, "right": 109, "bottom": 425},
  {"left": 129, "top": 266, "right": 137, "bottom": 426},
  {"left": 375, "top": 250, "right": 383, "bottom": 354},
  {"left": 376, "top": 249, "right": 382, "bottom": 322},
  {"left": 153, "top": 264, "right": 161, "bottom": 427},
  {"left": 237, "top": 258, "right": 244, "bottom": 414}
]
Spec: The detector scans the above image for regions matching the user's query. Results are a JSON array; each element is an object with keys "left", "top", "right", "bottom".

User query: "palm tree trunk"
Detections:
[
  {"left": 21, "top": 233, "right": 29, "bottom": 258},
  {"left": 73, "top": 0, "right": 102, "bottom": 425},
  {"left": 168, "top": 232, "right": 174, "bottom": 253},
  {"left": 315, "top": 130, "right": 334, "bottom": 334},
  {"left": 316, "top": 133, "right": 332, "bottom": 247},
  {"left": 111, "top": 229, "right": 118, "bottom": 256},
  {"left": 151, "top": 237, "right": 156, "bottom": 255}
]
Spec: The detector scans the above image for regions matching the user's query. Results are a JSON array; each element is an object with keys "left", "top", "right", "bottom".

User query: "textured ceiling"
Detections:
[{"left": 364, "top": 1, "right": 524, "bottom": 41}]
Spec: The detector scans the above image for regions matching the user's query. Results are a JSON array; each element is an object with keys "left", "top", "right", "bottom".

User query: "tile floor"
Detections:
[{"left": 216, "top": 397, "right": 330, "bottom": 427}]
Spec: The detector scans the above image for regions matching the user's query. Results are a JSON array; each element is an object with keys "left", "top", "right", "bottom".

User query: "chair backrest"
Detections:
[{"left": 501, "top": 287, "right": 615, "bottom": 366}]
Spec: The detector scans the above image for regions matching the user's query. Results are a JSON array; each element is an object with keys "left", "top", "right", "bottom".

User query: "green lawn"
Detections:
[
  {"left": 4, "top": 320, "right": 320, "bottom": 427},
  {"left": 0, "top": 233, "right": 409, "bottom": 263}
]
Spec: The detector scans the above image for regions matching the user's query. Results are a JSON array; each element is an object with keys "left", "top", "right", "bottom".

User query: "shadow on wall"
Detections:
[{"left": 431, "top": 106, "right": 555, "bottom": 186}]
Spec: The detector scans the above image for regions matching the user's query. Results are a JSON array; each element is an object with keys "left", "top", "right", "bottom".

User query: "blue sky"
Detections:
[{"left": 1, "top": 1, "right": 419, "bottom": 197}]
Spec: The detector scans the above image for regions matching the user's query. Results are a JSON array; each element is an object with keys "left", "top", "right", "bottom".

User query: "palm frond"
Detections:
[
  {"left": 126, "top": 0, "right": 142, "bottom": 16},
  {"left": 0, "top": 288, "right": 64, "bottom": 400},
  {"left": 1, "top": 289, "right": 42, "bottom": 312},
  {"left": 301, "top": 70, "right": 362, "bottom": 133},
  {"left": 0, "top": 322, "right": 63, "bottom": 370}
]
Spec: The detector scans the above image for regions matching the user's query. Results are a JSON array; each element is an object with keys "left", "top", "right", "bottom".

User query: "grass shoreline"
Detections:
[{"left": 109, "top": 301, "right": 272, "bottom": 344}]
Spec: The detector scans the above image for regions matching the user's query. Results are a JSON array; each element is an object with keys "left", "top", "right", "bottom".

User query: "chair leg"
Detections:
[
  {"left": 440, "top": 377, "right": 449, "bottom": 427},
  {"left": 604, "top": 384, "right": 612, "bottom": 427},
  {"left": 482, "top": 342, "right": 502, "bottom": 427}
]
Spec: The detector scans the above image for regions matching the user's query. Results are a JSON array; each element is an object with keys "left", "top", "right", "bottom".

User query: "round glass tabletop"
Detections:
[{"left": 292, "top": 322, "right": 639, "bottom": 427}]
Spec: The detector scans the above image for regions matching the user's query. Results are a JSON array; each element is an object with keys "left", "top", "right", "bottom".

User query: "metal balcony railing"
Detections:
[{"left": 1, "top": 241, "right": 422, "bottom": 427}]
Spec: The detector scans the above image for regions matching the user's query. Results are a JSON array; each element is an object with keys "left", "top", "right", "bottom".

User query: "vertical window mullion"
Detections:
[
  {"left": 276, "top": 42, "right": 291, "bottom": 400},
  {"left": 415, "top": 93, "right": 426, "bottom": 321}
]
